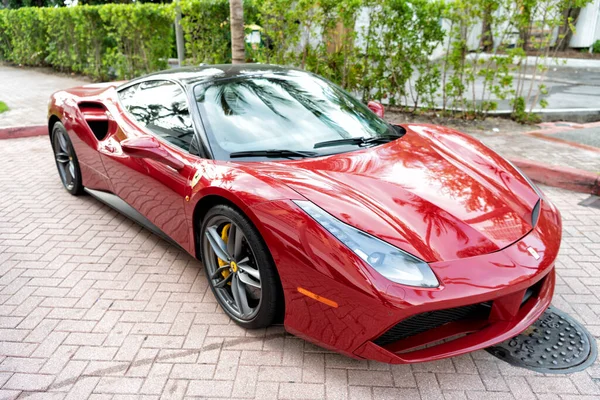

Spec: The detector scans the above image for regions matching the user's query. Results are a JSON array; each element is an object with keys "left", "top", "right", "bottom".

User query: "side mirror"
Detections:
[
  {"left": 121, "top": 136, "right": 185, "bottom": 170},
  {"left": 367, "top": 101, "right": 385, "bottom": 118}
]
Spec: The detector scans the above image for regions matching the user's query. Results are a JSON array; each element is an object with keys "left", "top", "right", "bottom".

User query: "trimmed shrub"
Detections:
[
  {"left": 0, "top": 4, "right": 173, "bottom": 79},
  {"left": 42, "top": 6, "right": 107, "bottom": 78},
  {"left": 2, "top": 7, "right": 46, "bottom": 65},
  {"left": 99, "top": 4, "right": 174, "bottom": 79},
  {"left": 179, "top": 0, "right": 258, "bottom": 65}
]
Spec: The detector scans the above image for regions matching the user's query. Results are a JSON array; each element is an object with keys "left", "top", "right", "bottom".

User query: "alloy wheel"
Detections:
[
  {"left": 52, "top": 129, "right": 77, "bottom": 191},
  {"left": 203, "top": 216, "right": 262, "bottom": 321}
]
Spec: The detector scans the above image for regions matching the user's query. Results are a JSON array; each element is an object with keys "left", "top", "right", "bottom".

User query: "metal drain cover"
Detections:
[{"left": 486, "top": 306, "right": 597, "bottom": 373}]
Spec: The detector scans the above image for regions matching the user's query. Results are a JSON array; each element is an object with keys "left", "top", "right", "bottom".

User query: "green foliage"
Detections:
[
  {"left": 180, "top": 0, "right": 232, "bottom": 65},
  {"left": 41, "top": 6, "right": 107, "bottom": 77},
  {"left": 364, "top": 0, "right": 445, "bottom": 109},
  {"left": 0, "top": 11, "right": 9, "bottom": 60},
  {"left": 0, "top": 101, "right": 8, "bottom": 114},
  {"left": 2, "top": 7, "right": 46, "bottom": 65},
  {"left": 0, "top": 0, "right": 592, "bottom": 124},
  {"left": 99, "top": 4, "right": 174, "bottom": 78},
  {"left": 592, "top": 40, "right": 600, "bottom": 54},
  {"left": 179, "top": 0, "right": 258, "bottom": 65},
  {"left": 4, "top": 0, "right": 62, "bottom": 9},
  {"left": 511, "top": 96, "right": 540, "bottom": 124},
  {"left": 0, "top": 3, "right": 173, "bottom": 79}
]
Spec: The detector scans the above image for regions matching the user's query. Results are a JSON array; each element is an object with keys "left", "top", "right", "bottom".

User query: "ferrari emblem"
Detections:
[
  {"left": 527, "top": 247, "right": 540, "bottom": 260},
  {"left": 191, "top": 170, "right": 202, "bottom": 188}
]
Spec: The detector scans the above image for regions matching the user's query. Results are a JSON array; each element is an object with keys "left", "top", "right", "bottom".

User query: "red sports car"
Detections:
[{"left": 48, "top": 64, "right": 561, "bottom": 363}]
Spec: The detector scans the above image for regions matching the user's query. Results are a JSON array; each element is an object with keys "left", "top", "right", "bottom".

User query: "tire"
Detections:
[
  {"left": 200, "top": 204, "right": 282, "bottom": 329},
  {"left": 51, "top": 122, "right": 84, "bottom": 196}
]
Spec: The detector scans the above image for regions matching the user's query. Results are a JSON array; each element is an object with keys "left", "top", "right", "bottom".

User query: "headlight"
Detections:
[{"left": 293, "top": 200, "right": 439, "bottom": 288}]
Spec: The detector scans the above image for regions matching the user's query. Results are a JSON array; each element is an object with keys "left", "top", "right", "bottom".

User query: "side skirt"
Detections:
[{"left": 85, "top": 188, "right": 186, "bottom": 252}]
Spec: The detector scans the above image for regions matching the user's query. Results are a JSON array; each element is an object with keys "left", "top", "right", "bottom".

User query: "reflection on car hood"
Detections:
[{"left": 249, "top": 124, "right": 540, "bottom": 262}]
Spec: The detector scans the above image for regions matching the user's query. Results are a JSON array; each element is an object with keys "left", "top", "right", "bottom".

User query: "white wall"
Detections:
[{"left": 570, "top": 0, "right": 600, "bottom": 48}]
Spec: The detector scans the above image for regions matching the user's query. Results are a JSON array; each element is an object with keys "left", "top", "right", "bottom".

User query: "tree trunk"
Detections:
[
  {"left": 556, "top": 7, "right": 581, "bottom": 51},
  {"left": 518, "top": 1, "right": 533, "bottom": 51},
  {"left": 480, "top": 4, "right": 494, "bottom": 52},
  {"left": 229, "top": 0, "right": 245, "bottom": 64}
]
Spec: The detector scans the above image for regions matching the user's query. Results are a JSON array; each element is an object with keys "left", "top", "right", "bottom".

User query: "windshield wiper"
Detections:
[
  {"left": 313, "top": 134, "right": 400, "bottom": 149},
  {"left": 229, "top": 149, "right": 318, "bottom": 159}
]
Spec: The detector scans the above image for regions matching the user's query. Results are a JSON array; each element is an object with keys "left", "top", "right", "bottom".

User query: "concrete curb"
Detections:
[
  {"left": 510, "top": 157, "right": 600, "bottom": 196},
  {"left": 0, "top": 125, "right": 47, "bottom": 140}
]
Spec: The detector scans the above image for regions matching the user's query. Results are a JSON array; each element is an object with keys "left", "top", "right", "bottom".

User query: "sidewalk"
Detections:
[
  {"left": 473, "top": 124, "right": 600, "bottom": 195},
  {"left": 472, "top": 123, "right": 600, "bottom": 175},
  {"left": 0, "top": 65, "right": 88, "bottom": 128}
]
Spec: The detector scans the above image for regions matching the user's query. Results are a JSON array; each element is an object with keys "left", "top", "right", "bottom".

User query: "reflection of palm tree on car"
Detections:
[{"left": 197, "top": 77, "right": 367, "bottom": 139}]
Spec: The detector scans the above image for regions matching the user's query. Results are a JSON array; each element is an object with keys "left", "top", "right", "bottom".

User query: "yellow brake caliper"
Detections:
[{"left": 218, "top": 224, "right": 232, "bottom": 282}]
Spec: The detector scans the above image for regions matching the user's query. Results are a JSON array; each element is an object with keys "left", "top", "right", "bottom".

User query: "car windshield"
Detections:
[{"left": 193, "top": 70, "right": 401, "bottom": 160}]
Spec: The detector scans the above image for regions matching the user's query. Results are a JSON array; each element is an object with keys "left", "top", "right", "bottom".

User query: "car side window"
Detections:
[{"left": 118, "top": 80, "right": 195, "bottom": 152}]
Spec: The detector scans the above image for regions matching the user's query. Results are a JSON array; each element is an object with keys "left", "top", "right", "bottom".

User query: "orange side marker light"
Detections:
[{"left": 297, "top": 287, "right": 338, "bottom": 308}]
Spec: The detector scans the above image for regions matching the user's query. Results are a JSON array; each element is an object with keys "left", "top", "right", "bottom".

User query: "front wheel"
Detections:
[
  {"left": 51, "top": 122, "right": 84, "bottom": 195},
  {"left": 200, "top": 205, "right": 282, "bottom": 329}
]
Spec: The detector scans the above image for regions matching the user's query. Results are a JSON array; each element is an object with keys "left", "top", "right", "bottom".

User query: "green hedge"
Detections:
[
  {"left": 0, "top": 4, "right": 173, "bottom": 80},
  {"left": 179, "top": 0, "right": 258, "bottom": 65},
  {"left": 0, "top": 0, "right": 579, "bottom": 119},
  {"left": 0, "top": 0, "right": 437, "bottom": 91}
]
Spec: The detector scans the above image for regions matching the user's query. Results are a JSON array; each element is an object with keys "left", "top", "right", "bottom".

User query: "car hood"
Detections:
[{"left": 247, "top": 124, "right": 540, "bottom": 262}]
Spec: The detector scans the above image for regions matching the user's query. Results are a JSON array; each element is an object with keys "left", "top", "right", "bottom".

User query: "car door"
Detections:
[{"left": 100, "top": 80, "right": 198, "bottom": 249}]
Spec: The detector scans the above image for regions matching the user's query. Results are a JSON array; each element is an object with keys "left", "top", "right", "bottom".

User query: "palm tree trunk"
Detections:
[{"left": 229, "top": 0, "right": 245, "bottom": 64}]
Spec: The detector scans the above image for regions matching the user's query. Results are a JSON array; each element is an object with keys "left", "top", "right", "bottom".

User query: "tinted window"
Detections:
[
  {"left": 193, "top": 70, "right": 398, "bottom": 158},
  {"left": 119, "top": 80, "right": 194, "bottom": 151}
]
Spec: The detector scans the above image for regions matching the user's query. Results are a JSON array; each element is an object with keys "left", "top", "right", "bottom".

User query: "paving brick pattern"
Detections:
[
  {"left": 1, "top": 136, "right": 600, "bottom": 399},
  {"left": 473, "top": 131, "right": 600, "bottom": 174}
]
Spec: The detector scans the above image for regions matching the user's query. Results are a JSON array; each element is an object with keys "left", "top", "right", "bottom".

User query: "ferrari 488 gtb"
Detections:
[{"left": 48, "top": 64, "right": 561, "bottom": 363}]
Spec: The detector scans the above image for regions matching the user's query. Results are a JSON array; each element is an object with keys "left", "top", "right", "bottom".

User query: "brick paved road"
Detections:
[{"left": 1, "top": 135, "right": 599, "bottom": 399}]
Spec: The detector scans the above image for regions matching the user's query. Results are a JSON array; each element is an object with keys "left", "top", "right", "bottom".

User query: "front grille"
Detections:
[
  {"left": 373, "top": 302, "right": 492, "bottom": 347},
  {"left": 521, "top": 277, "right": 544, "bottom": 306}
]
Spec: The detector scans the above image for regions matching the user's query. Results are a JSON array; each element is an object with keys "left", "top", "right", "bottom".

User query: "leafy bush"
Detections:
[
  {"left": 364, "top": 0, "right": 445, "bottom": 109},
  {"left": 2, "top": 7, "right": 46, "bottom": 65},
  {"left": 0, "top": 0, "right": 592, "bottom": 123},
  {"left": 99, "top": 4, "right": 174, "bottom": 79},
  {"left": 0, "top": 4, "right": 173, "bottom": 79},
  {"left": 41, "top": 6, "right": 107, "bottom": 77},
  {"left": 179, "top": 0, "right": 258, "bottom": 65},
  {"left": 592, "top": 40, "right": 600, "bottom": 54},
  {"left": 180, "top": 0, "right": 232, "bottom": 65}
]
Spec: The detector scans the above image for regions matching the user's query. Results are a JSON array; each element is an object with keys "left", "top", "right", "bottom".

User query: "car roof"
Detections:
[{"left": 129, "top": 63, "right": 307, "bottom": 89}]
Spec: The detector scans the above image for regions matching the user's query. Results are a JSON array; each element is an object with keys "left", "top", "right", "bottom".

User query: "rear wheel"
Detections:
[
  {"left": 51, "top": 122, "right": 83, "bottom": 195},
  {"left": 200, "top": 205, "right": 281, "bottom": 329}
]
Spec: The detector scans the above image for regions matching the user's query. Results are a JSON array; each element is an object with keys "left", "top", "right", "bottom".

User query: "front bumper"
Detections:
[
  {"left": 353, "top": 268, "right": 554, "bottom": 363},
  {"left": 251, "top": 198, "right": 561, "bottom": 363}
]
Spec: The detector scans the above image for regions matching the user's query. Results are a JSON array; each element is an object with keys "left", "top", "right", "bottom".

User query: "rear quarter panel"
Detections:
[{"left": 48, "top": 84, "right": 122, "bottom": 191}]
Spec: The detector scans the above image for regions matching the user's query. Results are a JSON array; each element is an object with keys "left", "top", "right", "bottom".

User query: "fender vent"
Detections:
[
  {"left": 79, "top": 102, "right": 109, "bottom": 141},
  {"left": 373, "top": 302, "right": 492, "bottom": 347}
]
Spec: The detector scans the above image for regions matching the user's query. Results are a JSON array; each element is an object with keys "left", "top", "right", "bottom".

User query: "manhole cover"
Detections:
[{"left": 486, "top": 306, "right": 597, "bottom": 374}]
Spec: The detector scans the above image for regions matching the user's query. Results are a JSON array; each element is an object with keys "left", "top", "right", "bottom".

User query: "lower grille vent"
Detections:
[{"left": 373, "top": 302, "right": 492, "bottom": 347}]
